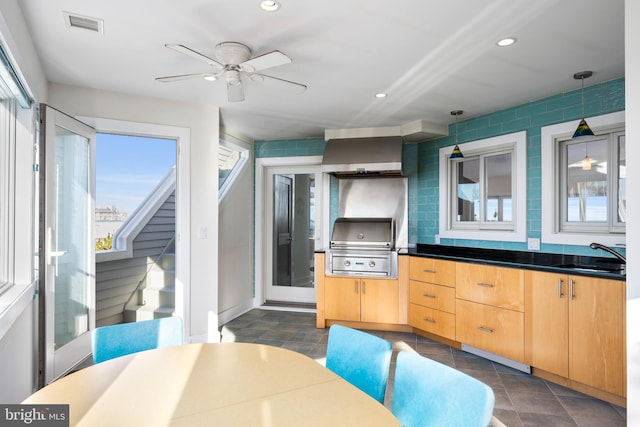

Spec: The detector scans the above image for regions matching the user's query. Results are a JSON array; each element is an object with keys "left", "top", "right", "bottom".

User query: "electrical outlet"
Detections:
[
  {"left": 527, "top": 238, "right": 540, "bottom": 251},
  {"left": 435, "top": 234, "right": 440, "bottom": 244}
]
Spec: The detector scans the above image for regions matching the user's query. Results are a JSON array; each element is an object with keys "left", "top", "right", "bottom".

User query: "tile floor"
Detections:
[{"left": 220, "top": 308, "right": 627, "bottom": 427}]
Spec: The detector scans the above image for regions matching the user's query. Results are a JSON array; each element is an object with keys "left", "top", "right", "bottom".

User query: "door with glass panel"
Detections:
[
  {"left": 39, "top": 105, "right": 95, "bottom": 384},
  {"left": 266, "top": 166, "right": 320, "bottom": 304}
]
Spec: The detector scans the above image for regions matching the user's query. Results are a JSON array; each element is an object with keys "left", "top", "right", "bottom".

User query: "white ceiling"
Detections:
[{"left": 18, "top": 0, "right": 624, "bottom": 141}]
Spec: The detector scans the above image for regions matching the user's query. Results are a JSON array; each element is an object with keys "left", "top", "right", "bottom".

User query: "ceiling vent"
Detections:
[{"left": 64, "top": 12, "right": 104, "bottom": 34}]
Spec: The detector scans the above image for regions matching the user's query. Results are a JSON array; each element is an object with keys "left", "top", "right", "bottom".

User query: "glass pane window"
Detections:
[
  {"left": 558, "top": 129, "right": 625, "bottom": 234},
  {"left": 455, "top": 158, "right": 479, "bottom": 222},
  {"left": 564, "top": 139, "right": 608, "bottom": 223},
  {"left": 218, "top": 135, "right": 249, "bottom": 202},
  {"left": 616, "top": 135, "right": 626, "bottom": 225},
  {"left": 485, "top": 153, "right": 512, "bottom": 222},
  {"left": 219, "top": 144, "right": 241, "bottom": 189},
  {"left": 451, "top": 151, "right": 514, "bottom": 229}
]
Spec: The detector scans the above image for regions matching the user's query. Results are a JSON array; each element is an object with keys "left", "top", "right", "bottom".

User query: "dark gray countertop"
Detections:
[{"left": 407, "top": 244, "right": 626, "bottom": 281}]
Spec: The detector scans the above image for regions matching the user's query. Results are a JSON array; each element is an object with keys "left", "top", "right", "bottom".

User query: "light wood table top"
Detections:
[{"left": 24, "top": 342, "right": 400, "bottom": 426}]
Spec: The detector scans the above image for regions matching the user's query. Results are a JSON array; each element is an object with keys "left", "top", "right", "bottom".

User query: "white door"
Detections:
[
  {"left": 265, "top": 166, "right": 321, "bottom": 304},
  {"left": 39, "top": 105, "right": 95, "bottom": 384}
]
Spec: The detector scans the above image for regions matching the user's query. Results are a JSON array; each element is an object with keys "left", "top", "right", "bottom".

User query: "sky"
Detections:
[{"left": 96, "top": 133, "right": 176, "bottom": 214}]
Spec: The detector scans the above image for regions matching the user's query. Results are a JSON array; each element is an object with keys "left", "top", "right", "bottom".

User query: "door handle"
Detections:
[{"left": 46, "top": 227, "right": 67, "bottom": 266}]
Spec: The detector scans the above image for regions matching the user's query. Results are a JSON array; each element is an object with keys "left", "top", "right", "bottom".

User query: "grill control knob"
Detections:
[
  {"left": 344, "top": 260, "right": 351, "bottom": 267},
  {"left": 369, "top": 260, "right": 376, "bottom": 268}
]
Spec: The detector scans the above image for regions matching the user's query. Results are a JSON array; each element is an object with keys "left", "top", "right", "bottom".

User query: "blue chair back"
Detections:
[
  {"left": 392, "top": 351, "right": 495, "bottom": 427},
  {"left": 91, "top": 316, "right": 183, "bottom": 364},
  {"left": 325, "top": 324, "right": 393, "bottom": 403}
]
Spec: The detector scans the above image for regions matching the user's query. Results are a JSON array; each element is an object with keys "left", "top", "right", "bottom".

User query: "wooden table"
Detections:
[{"left": 23, "top": 342, "right": 400, "bottom": 426}]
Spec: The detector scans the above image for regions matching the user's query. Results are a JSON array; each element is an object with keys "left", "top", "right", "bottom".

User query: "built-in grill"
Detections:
[{"left": 326, "top": 217, "right": 398, "bottom": 278}]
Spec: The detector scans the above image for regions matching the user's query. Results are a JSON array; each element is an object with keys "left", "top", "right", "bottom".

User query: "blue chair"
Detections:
[
  {"left": 391, "top": 351, "right": 495, "bottom": 427},
  {"left": 325, "top": 324, "right": 393, "bottom": 403},
  {"left": 91, "top": 316, "right": 183, "bottom": 364}
]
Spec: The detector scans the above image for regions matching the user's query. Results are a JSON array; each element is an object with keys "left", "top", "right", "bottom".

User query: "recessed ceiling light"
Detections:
[
  {"left": 375, "top": 93, "right": 387, "bottom": 98},
  {"left": 496, "top": 37, "right": 517, "bottom": 47},
  {"left": 260, "top": 1, "right": 281, "bottom": 12}
]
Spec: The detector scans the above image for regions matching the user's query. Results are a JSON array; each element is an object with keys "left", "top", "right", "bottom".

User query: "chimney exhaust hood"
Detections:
[{"left": 321, "top": 136, "right": 404, "bottom": 177}]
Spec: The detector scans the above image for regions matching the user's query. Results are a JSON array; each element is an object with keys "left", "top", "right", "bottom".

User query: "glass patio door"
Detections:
[{"left": 39, "top": 105, "right": 95, "bottom": 384}]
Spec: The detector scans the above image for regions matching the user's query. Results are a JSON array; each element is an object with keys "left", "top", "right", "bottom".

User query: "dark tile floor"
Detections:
[{"left": 220, "top": 309, "right": 627, "bottom": 427}]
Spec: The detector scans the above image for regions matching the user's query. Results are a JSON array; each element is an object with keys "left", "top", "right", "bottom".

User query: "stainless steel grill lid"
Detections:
[{"left": 329, "top": 217, "right": 394, "bottom": 249}]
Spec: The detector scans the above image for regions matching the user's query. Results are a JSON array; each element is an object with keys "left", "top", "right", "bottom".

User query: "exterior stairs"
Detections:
[{"left": 123, "top": 246, "right": 176, "bottom": 322}]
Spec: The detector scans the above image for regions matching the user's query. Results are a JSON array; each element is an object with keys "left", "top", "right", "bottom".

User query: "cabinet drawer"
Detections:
[
  {"left": 456, "top": 299, "right": 524, "bottom": 362},
  {"left": 409, "top": 280, "right": 455, "bottom": 313},
  {"left": 409, "top": 304, "right": 455, "bottom": 341},
  {"left": 456, "top": 263, "right": 524, "bottom": 311},
  {"left": 409, "top": 257, "right": 456, "bottom": 286}
]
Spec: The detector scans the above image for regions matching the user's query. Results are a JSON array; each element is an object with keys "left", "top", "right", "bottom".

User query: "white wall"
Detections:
[
  {"left": 218, "top": 134, "right": 255, "bottom": 323},
  {"left": 625, "top": 1, "right": 639, "bottom": 425},
  {"left": 48, "top": 83, "right": 219, "bottom": 342}
]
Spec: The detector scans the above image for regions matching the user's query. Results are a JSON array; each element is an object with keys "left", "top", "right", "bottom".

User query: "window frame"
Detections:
[
  {"left": 541, "top": 111, "right": 626, "bottom": 247},
  {"left": 218, "top": 132, "right": 250, "bottom": 205},
  {"left": 439, "top": 131, "right": 527, "bottom": 242}
]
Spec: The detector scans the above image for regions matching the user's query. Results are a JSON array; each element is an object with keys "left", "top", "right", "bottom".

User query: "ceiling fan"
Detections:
[{"left": 156, "top": 42, "right": 307, "bottom": 102}]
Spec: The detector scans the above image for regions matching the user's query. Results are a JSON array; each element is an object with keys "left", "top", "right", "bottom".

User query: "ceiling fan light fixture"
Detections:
[{"left": 260, "top": 1, "right": 281, "bottom": 12}]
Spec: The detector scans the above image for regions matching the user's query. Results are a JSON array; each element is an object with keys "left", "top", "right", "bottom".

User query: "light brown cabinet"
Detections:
[
  {"left": 525, "top": 270, "right": 625, "bottom": 397},
  {"left": 455, "top": 263, "right": 525, "bottom": 362},
  {"left": 324, "top": 276, "right": 399, "bottom": 324},
  {"left": 408, "top": 257, "right": 456, "bottom": 340}
]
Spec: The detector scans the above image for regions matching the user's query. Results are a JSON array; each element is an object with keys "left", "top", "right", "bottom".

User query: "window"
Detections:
[
  {"left": 439, "top": 131, "right": 526, "bottom": 242},
  {"left": 219, "top": 133, "right": 249, "bottom": 203},
  {"left": 0, "top": 42, "right": 34, "bottom": 295},
  {"left": 541, "top": 111, "right": 625, "bottom": 246}
]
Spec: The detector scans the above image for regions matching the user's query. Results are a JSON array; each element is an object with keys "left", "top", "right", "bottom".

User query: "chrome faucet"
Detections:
[{"left": 589, "top": 242, "right": 626, "bottom": 263}]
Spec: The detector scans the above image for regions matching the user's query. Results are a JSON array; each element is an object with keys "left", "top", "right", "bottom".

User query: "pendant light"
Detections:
[
  {"left": 450, "top": 110, "right": 464, "bottom": 159},
  {"left": 572, "top": 71, "right": 595, "bottom": 139}
]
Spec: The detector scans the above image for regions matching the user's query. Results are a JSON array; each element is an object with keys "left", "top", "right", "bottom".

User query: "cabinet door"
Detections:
[
  {"left": 568, "top": 277, "right": 624, "bottom": 396},
  {"left": 525, "top": 271, "right": 569, "bottom": 377},
  {"left": 324, "top": 277, "right": 361, "bottom": 321},
  {"left": 361, "top": 279, "right": 399, "bottom": 324},
  {"left": 456, "top": 263, "right": 524, "bottom": 311},
  {"left": 409, "top": 257, "right": 456, "bottom": 286}
]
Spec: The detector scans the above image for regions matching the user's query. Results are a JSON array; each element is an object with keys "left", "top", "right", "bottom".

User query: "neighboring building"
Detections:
[{"left": 95, "top": 206, "right": 128, "bottom": 239}]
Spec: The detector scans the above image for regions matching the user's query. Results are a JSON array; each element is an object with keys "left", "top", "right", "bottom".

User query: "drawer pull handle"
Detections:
[
  {"left": 423, "top": 317, "right": 436, "bottom": 324},
  {"left": 477, "top": 326, "right": 494, "bottom": 333},
  {"left": 423, "top": 293, "right": 436, "bottom": 299},
  {"left": 476, "top": 283, "right": 494, "bottom": 288},
  {"left": 422, "top": 269, "right": 436, "bottom": 273}
]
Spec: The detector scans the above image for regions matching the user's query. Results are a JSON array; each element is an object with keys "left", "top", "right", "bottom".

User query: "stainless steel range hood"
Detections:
[{"left": 321, "top": 136, "right": 403, "bottom": 177}]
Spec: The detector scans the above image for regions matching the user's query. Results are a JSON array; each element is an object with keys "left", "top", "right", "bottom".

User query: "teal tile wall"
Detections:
[
  {"left": 415, "top": 78, "right": 625, "bottom": 255},
  {"left": 254, "top": 138, "right": 325, "bottom": 158},
  {"left": 254, "top": 78, "right": 625, "bottom": 257}
]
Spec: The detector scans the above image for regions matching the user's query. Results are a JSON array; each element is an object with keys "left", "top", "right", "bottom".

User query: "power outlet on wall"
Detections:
[{"left": 527, "top": 238, "right": 540, "bottom": 251}]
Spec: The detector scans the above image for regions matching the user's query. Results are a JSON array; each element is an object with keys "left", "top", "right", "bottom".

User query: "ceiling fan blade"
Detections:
[
  {"left": 156, "top": 72, "right": 217, "bottom": 82},
  {"left": 227, "top": 81, "right": 245, "bottom": 102},
  {"left": 251, "top": 73, "right": 307, "bottom": 93},
  {"left": 241, "top": 51, "right": 291, "bottom": 72},
  {"left": 165, "top": 44, "right": 224, "bottom": 68}
]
